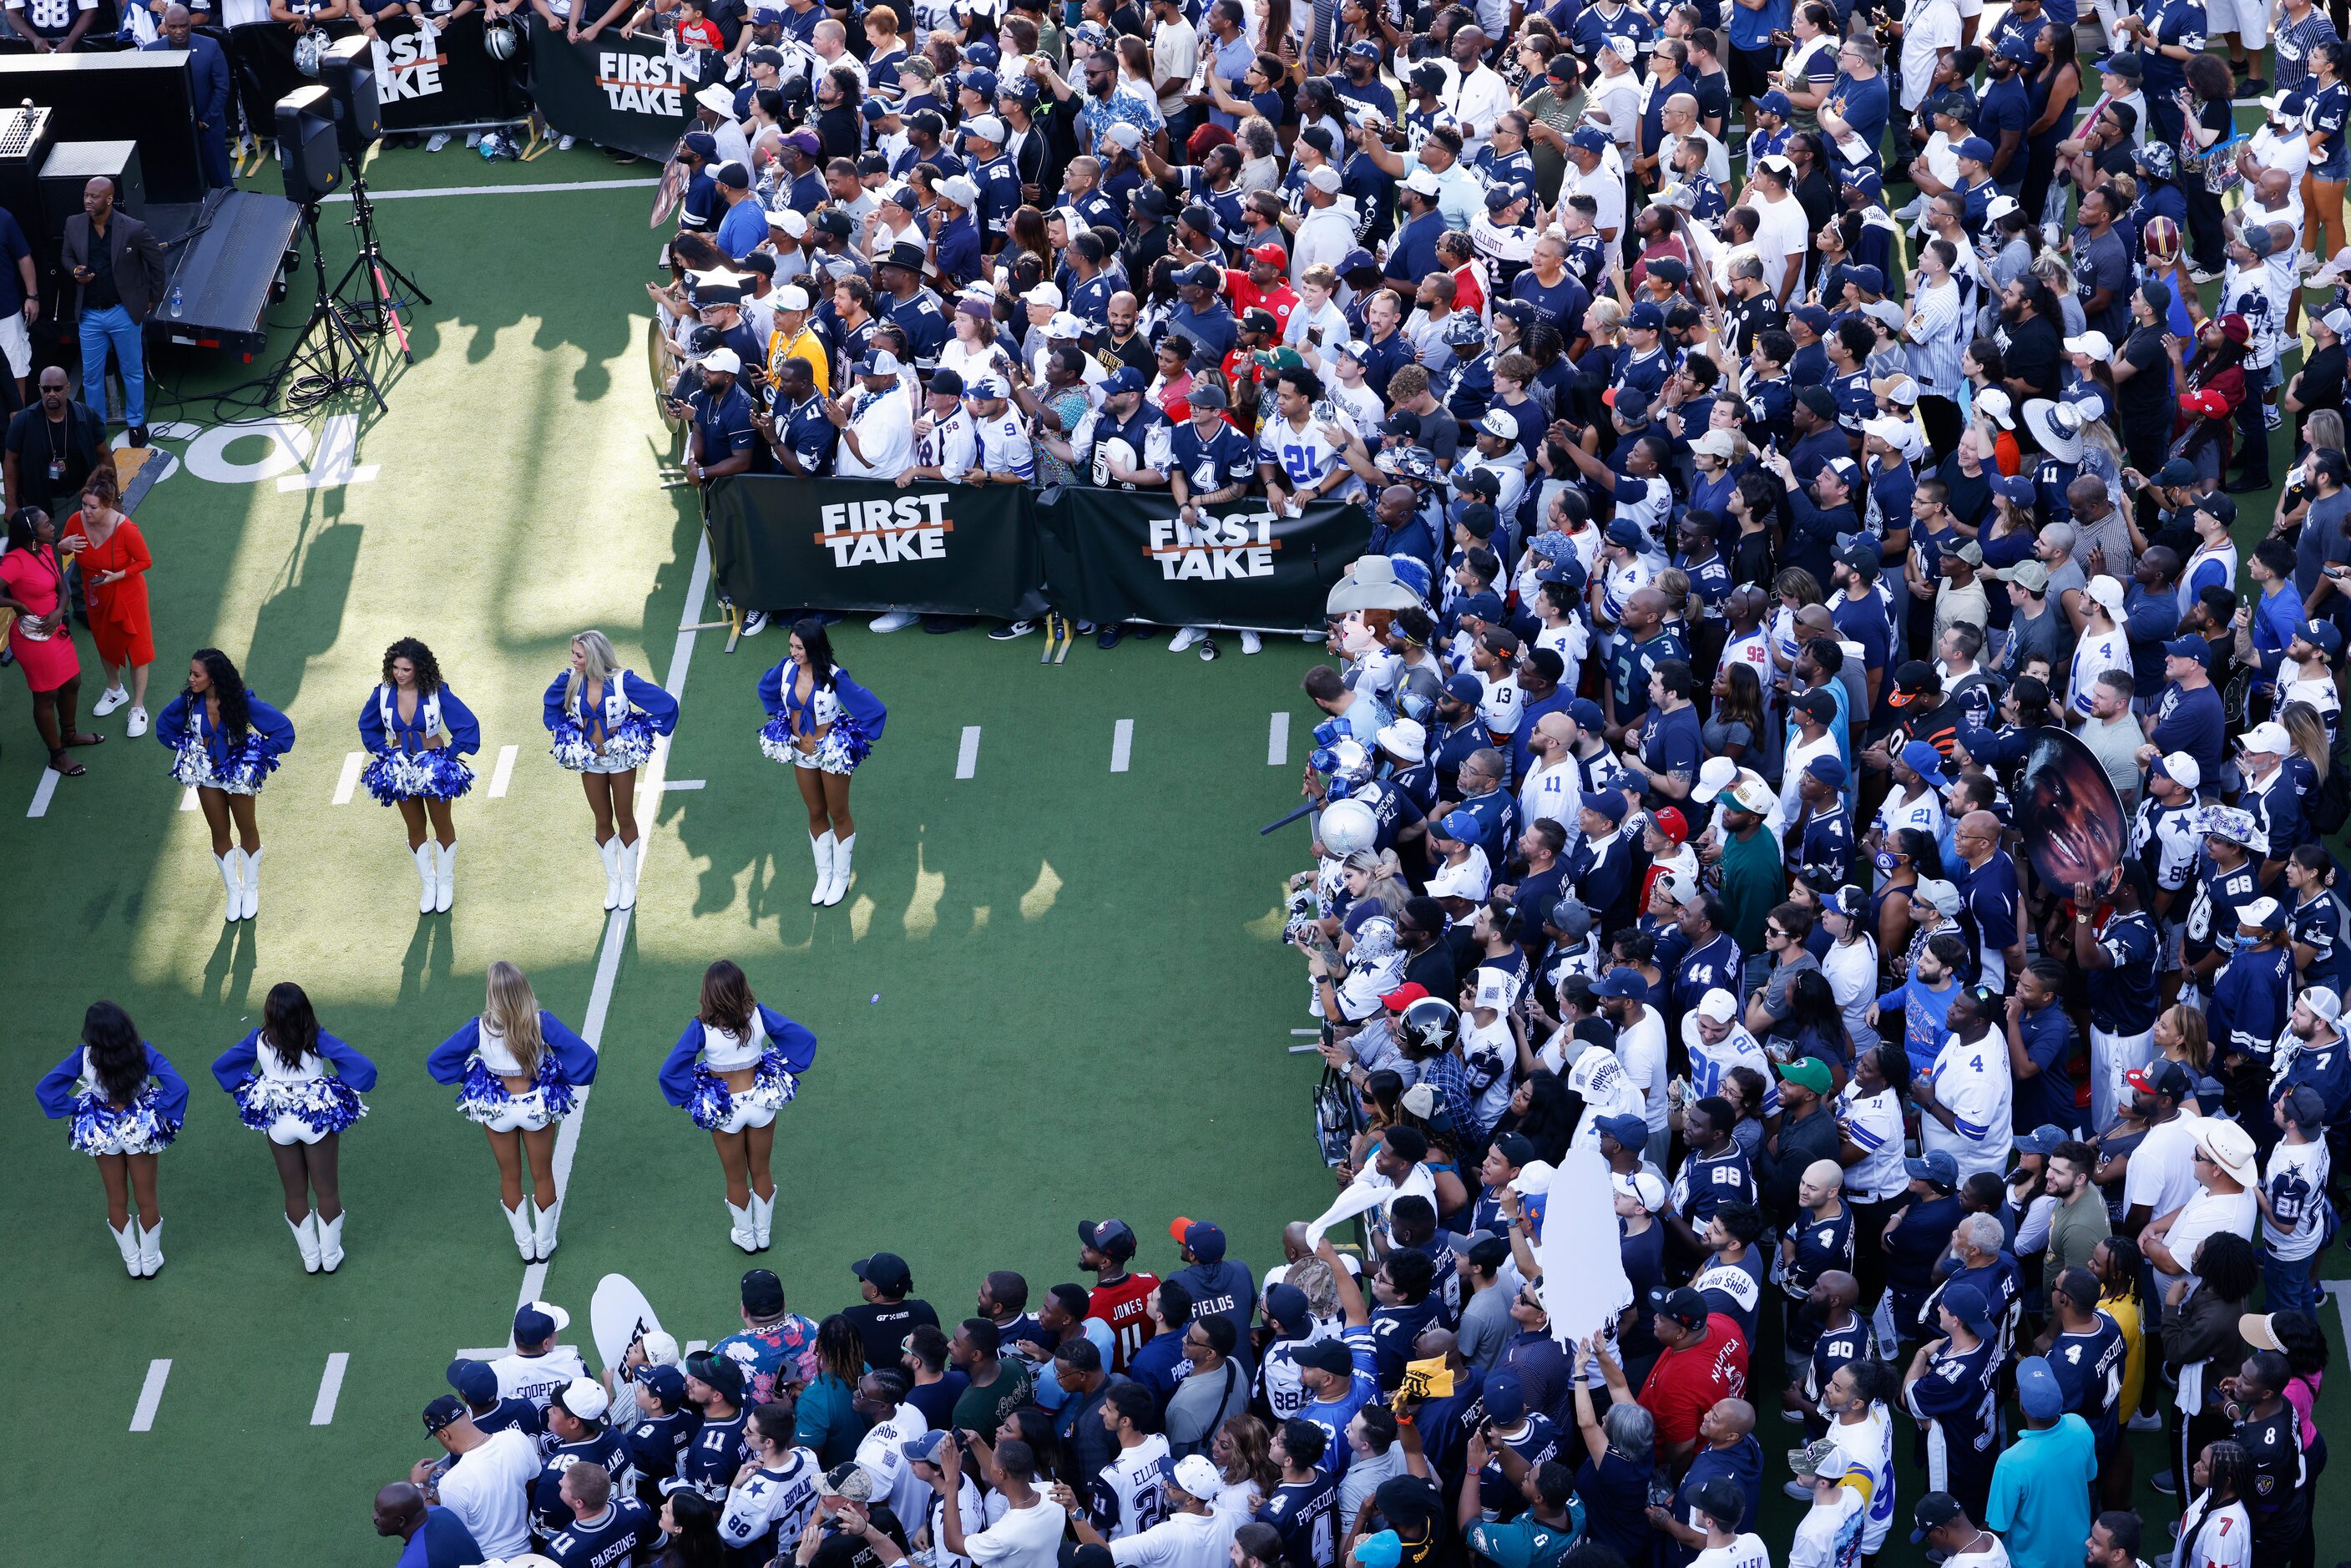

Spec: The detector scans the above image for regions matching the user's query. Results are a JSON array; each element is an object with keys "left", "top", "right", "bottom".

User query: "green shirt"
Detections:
[
  {"left": 950, "top": 1362, "right": 1034, "bottom": 1438},
  {"left": 2047, "top": 1187, "right": 2112, "bottom": 1277},
  {"left": 1464, "top": 1503, "right": 1583, "bottom": 1568},
  {"left": 1718, "top": 825, "right": 1787, "bottom": 955}
]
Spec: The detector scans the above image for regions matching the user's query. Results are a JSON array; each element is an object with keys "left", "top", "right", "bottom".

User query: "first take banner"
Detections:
[
  {"left": 228, "top": 17, "right": 518, "bottom": 134},
  {"left": 529, "top": 18, "right": 699, "bottom": 163},
  {"left": 703, "top": 475, "right": 1372, "bottom": 633}
]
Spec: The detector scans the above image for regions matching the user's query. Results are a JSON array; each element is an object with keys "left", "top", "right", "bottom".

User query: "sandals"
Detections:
[
  {"left": 47, "top": 750, "right": 84, "bottom": 778},
  {"left": 63, "top": 731, "right": 104, "bottom": 748}
]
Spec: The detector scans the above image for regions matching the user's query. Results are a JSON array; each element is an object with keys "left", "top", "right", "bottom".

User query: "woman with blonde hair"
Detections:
[
  {"left": 656, "top": 959, "right": 819, "bottom": 1252},
  {"left": 427, "top": 961, "right": 598, "bottom": 1261},
  {"left": 543, "top": 629, "right": 679, "bottom": 910},
  {"left": 2152, "top": 1004, "right": 2212, "bottom": 1110}
]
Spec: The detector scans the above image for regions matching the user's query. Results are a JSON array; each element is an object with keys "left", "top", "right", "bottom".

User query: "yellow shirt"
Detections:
[
  {"left": 2101, "top": 1287, "right": 2146, "bottom": 1419},
  {"left": 767, "top": 325, "right": 830, "bottom": 399}
]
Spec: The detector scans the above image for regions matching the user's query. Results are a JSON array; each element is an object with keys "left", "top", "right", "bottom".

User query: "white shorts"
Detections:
[
  {"left": 265, "top": 1112, "right": 331, "bottom": 1146},
  {"left": 715, "top": 1100, "right": 778, "bottom": 1133},
  {"left": 582, "top": 751, "right": 640, "bottom": 775},
  {"left": 2205, "top": 0, "right": 2266, "bottom": 42},
  {"left": 0, "top": 312, "right": 29, "bottom": 378}
]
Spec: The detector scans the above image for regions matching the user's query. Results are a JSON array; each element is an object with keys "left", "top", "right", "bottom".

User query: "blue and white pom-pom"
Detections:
[
  {"left": 219, "top": 736, "right": 283, "bottom": 793},
  {"left": 362, "top": 749, "right": 476, "bottom": 804},
  {"left": 455, "top": 1054, "right": 575, "bottom": 1124},
  {"left": 686, "top": 1046, "right": 799, "bottom": 1130},
  {"left": 168, "top": 734, "right": 213, "bottom": 787},
  {"left": 549, "top": 721, "right": 599, "bottom": 772},
  {"left": 600, "top": 716, "right": 660, "bottom": 770},
  {"left": 69, "top": 1087, "right": 179, "bottom": 1156},
  {"left": 756, "top": 714, "right": 799, "bottom": 766},
  {"left": 686, "top": 1069, "right": 736, "bottom": 1130},
  {"left": 232, "top": 1074, "right": 368, "bottom": 1134},
  {"left": 817, "top": 715, "right": 873, "bottom": 772}
]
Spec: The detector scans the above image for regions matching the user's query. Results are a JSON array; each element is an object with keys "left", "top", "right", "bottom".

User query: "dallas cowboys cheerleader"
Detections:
[
  {"left": 210, "top": 980, "right": 375, "bottom": 1273},
  {"left": 359, "top": 638, "right": 482, "bottom": 915},
  {"left": 154, "top": 647, "right": 297, "bottom": 923},
  {"left": 656, "top": 960, "right": 820, "bottom": 1252},
  {"left": 544, "top": 630, "right": 680, "bottom": 912},
  {"left": 427, "top": 961, "right": 599, "bottom": 1262},
  {"left": 34, "top": 1000, "right": 188, "bottom": 1278},
  {"left": 756, "top": 619, "right": 886, "bottom": 907}
]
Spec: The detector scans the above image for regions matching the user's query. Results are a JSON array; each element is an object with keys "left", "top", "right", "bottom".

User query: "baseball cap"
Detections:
[
  {"left": 1886, "top": 661, "right": 1939, "bottom": 708},
  {"left": 1264, "top": 1283, "right": 1312, "bottom": 1333},
  {"left": 1957, "top": 135, "right": 1996, "bottom": 164},
  {"left": 2241, "top": 720, "right": 2292, "bottom": 756},
  {"left": 1077, "top": 1219, "right": 1136, "bottom": 1261},
  {"left": 640, "top": 1363, "right": 687, "bottom": 1403},
  {"left": 1913, "top": 1493, "right": 1964, "bottom": 1543},
  {"left": 556, "top": 1377, "right": 611, "bottom": 1422},
  {"left": 2196, "top": 492, "right": 2238, "bottom": 526},
  {"left": 515, "top": 1300, "right": 570, "bottom": 1343},
  {"left": 1187, "top": 382, "right": 1228, "bottom": 411},
  {"left": 422, "top": 1394, "right": 469, "bottom": 1435},
  {"left": 685, "top": 1350, "right": 746, "bottom": 1399},
  {"left": 2125, "top": 1060, "right": 2192, "bottom": 1100},
  {"left": 1580, "top": 790, "right": 1631, "bottom": 825},
  {"left": 700, "top": 347, "right": 742, "bottom": 377},
  {"left": 1443, "top": 671, "right": 1484, "bottom": 703},
  {"left": 1995, "top": 558, "right": 2050, "bottom": 593},
  {"left": 1647, "top": 1285, "right": 1708, "bottom": 1328},
  {"left": 1171, "top": 1454, "right": 1223, "bottom": 1500},
  {"left": 902, "top": 1429, "right": 948, "bottom": 1464},
  {"left": 446, "top": 1358, "right": 498, "bottom": 1405},
  {"left": 1755, "top": 89, "right": 1792, "bottom": 117},
  {"left": 1625, "top": 301, "right": 1666, "bottom": 331},
  {"left": 1101, "top": 366, "right": 1146, "bottom": 397},
  {"left": 2237, "top": 895, "right": 2283, "bottom": 930},
  {"left": 1691, "top": 1478, "right": 1746, "bottom": 1529},
  {"left": 2163, "top": 635, "right": 2208, "bottom": 660},
  {"left": 821, "top": 1462, "right": 875, "bottom": 1501},
  {"left": 1354, "top": 1533, "right": 1404, "bottom": 1568},
  {"left": 1597, "top": 1112, "right": 1651, "bottom": 1150},
  {"left": 1904, "top": 1150, "right": 1959, "bottom": 1190},
  {"left": 1777, "top": 1056, "right": 1833, "bottom": 1095},
  {"left": 852, "top": 1251, "right": 914, "bottom": 1291},
  {"left": 1293, "top": 1338, "right": 1356, "bottom": 1375},
  {"left": 1939, "top": 1282, "right": 1994, "bottom": 1338},
  {"left": 741, "top": 1268, "right": 785, "bottom": 1316},
  {"left": 1171, "top": 1217, "right": 1228, "bottom": 1262},
  {"left": 1909, "top": 877, "right": 1961, "bottom": 918},
  {"left": 2151, "top": 750, "right": 2202, "bottom": 790},
  {"left": 1613, "top": 1170, "right": 1668, "bottom": 1212},
  {"left": 1380, "top": 982, "right": 1431, "bottom": 1011},
  {"left": 1484, "top": 1369, "right": 1527, "bottom": 1420}
]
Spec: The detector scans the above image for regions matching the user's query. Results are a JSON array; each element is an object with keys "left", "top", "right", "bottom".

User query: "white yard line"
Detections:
[
  {"left": 1267, "top": 712, "right": 1290, "bottom": 766},
  {"left": 957, "top": 726, "right": 982, "bottom": 780},
  {"left": 179, "top": 786, "right": 199, "bottom": 812},
  {"left": 488, "top": 744, "right": 519, "bottom": 798},
  {"left": 27, "top": 767, "right": 58, "bottom": 817},
  {"left": 1111, "top": 719, "right": 1133, "bottom": 773},
  {"left": 331, "top": 751, "right": 365, "bottom": 805},
  {"left": 509, "top": 534, "right": 715, "bottom": 1323},
  {"left": 310, "top": 1353, "right": 349, "bottom": 1426},
  {"left": 129, "top": 1359, "right": 171, "bottom": 1431},
  {"left": 660, "top": 778, "right": 706, "bottom": 792}
]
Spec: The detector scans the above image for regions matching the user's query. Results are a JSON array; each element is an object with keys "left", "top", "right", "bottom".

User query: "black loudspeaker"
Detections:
[
  {"left": 318, "top": 35, "right": 381, "bottom": 165},
  {"left": 276, "top": 88, "right": 345, "bottom": 206}
]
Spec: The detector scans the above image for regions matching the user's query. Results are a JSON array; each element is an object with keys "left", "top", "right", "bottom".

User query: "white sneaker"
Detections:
[
  {"left": 126, "top": 706, "right": 147, "bottom": 737},
  {"left": 870, "top": 609, "right": 919, "bottom": 633},
  {"left": 2298, "top": 250, "right": 2320, "bottom": 273},
  {"left": 93, "top": 685, "right": 129, "bottom": 717},
  {"left": 465, "top": 130, "right": 483, "bottom": 149},
  {"left": 1240, "top": 630, "right": 1262, "bottom": 654},
  {"left": 1169, "top": 626, "right": 1206, "bottom": 653},
  {"left": 741, "top": 609, "right": 770, "bottom": 636},
  {"left": 425, "top": 131, "right": 451, "bottom": 152},
  {"left": 2127, "top": 1410, "right": 2165, "bottom": 1432},
  {"left": 558, "top": 134, "right": 576, "bottom": 151},
  {"left": 2189, "top": 266, "right": 2221, "bottom": 284},
  {"left": 986, "top": 620, "right": 1037, "bottom": 640}
]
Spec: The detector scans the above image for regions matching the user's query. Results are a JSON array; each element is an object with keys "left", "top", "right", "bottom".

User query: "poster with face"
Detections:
[
  {"left": 2018, "top": 726, "right": 2127, "bottom": 892},
  {"left": 1530, "top": 1145, "right": 1633, "bottom": 1353}
]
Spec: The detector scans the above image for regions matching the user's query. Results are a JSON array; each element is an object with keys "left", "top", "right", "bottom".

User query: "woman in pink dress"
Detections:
[{"left": 0, "top": 507, "right": 99, "bottom": 776}]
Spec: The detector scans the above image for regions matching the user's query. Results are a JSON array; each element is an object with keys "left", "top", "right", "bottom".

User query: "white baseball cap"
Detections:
[
  {"left": 1024, "top": 281, "right": 1064, "bottom": 309},
  {"left": 1480, "top": 407, "right": 1520, "bottom": 440},
  {"left": 2304, "top": 987, "right": 2344, "bottom": 1023},
  {"left": 1691, "top": 755, "right": 1739, "bottom": 802},
  {"left": 2156, "top": 750, "right": 2202, "bottom": 790},
  {"left": 1171, "top": 1454, "right": 1224, "bottom": 1500},
  {"left": 1474, "top": 969, "right": 1511, "bottom": 1012},
  {"left": 555, "top": 1377, "right": 610, "bottom": 1422},
  {"left": 766, "top": 207, "right": 810, "bottom": 238},
  {"left": 939, "top": 175, "right": 981, "bottom": 209},
  {"left": 2237, "top": 896, "right": 2282, "bottom": 928},
  {"left": 1376, "top": 717, "right": 1427, "bottom": 762},
  {"left": 702, "top": 347, "right": 743, "bottom": 376},
  {"left": 2086, "top": 574, "right": 2127, "bottom": 616},
  {"left": 1696, "top": 988, "right": 1737, "bottom": 1023},
  {"left": 2241, "top": 720, "right": 2291, "bottom": 756},
  {"left": 2063, "top": 330, "right": 2115, "bottom": 360},
  {"left": 1613, "top": 1171, "right": 1668, "bottom": 1211},
  {"left": 963, "top": 114, "right": 1008, "bottom": 144},
  {"left": 1404, "top": 166, "right": 1443, "bottom": 197},
  {"left": 1307, "top": 164, "right": 1344, "bottom": 194},
  {"left": 776, "top": 284, "right": 811, "bottom": 311}
]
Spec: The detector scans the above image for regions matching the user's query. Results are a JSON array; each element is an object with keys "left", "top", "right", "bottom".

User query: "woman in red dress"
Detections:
[
  {"left": 60, "top": 467, "right": 154, "bottom": 737},
  {"left": 0, "top": 507, "right": 100, "bottom": 774}
]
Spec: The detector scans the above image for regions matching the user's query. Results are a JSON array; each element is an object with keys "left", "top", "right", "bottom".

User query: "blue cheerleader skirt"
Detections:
[
  {"left": 231, "top": 1074, "right": 368, "bottom": 1145},
  {"left": 686, "top": 1044, "right": 799, "bottom": 1132},
  {"left": 361, "top": 748, "right": 476, "bottom": 804},
  {"left": 69, "top": 1087, "right": 180, "bottom": 1156}
]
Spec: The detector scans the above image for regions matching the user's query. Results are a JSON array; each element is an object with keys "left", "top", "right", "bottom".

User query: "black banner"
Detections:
[
  {"left": 705, "top": 475, "right": 1049, "bottom": 621},
  {"left": 228, "top": 18, "right": 516, "bottom": 136},
  {"left": 1038, "top": 488, "right": 1372, "bottom": 633},
  {"left": 704, "top": 476, "right": 1370, "bottom": 633},
  {"left": 529, "top": 17, "right": 699, "bottom": 163}
]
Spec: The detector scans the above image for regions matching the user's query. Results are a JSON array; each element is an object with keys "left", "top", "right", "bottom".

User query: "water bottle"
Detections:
[{"left": 168, "top": 286, "right": 184, "bottom": 320}]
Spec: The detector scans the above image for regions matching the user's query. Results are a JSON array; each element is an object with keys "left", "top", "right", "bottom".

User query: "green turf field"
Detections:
[{"left": 0, "top": 144, "right": 2341, "bottom": 1567}]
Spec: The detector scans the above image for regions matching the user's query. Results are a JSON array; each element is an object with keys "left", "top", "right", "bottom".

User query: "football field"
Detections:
[{"left": 0, "top": 148, "right": 2344, "bottom": 1568}]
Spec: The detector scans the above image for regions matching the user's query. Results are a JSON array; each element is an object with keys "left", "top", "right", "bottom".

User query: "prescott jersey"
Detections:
[
  {"left": 532, "top": 1429, "right": 638, "bottom": 1538},
  {"left": 1087, "top": 1272, "right": 1163, "bottom": 1370},
  {"left": 1091, "top": 1433, "right": 1174, "bottom": 1540},
  {"left": 2046, "top": 1317, "right": 2126, "bottom": 1440},
  {"left": 1256, "top": 1471, "right": 1338, "bottom": 1568},
  {"left": 682, "top": 1409, "right": 754, "bottom": 1502},
  {"left": 1169, "top": 418, "right": 1257, "bottom": 496},
  {"left": 718, "top": 1449, "right": 825, "bottom": 1564},
  {"left": 542, "top": 1498, "right": 665, "bottom": 1568}
]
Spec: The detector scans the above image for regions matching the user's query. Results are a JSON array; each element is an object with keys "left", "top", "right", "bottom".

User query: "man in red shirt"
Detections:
[
  {"left": 1635, "top": 1287, "right": 1748, "bottom": 1471},
  {"left": 1226, "top": 244, "right": 1300, "bottom": 341},
  {"left": 1078, "top": 1218, "right": 1161, "bottom": 1373}
]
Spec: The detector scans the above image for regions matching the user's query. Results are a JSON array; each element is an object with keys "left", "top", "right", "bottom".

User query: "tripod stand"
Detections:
[
  {"left": 332, "top": 163, "right": 428, "bottom": 363},
  {"left": 265, "top": 203, "right": 387, "bottom": 413}
]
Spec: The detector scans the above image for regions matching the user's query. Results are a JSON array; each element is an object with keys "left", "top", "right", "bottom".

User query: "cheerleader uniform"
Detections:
[
  {"left": 543, "top": 667, "right": 680, "bottom": 908},
  {"left": 756, "top": 660, "right": 886, "bottom": 908},
  {"left": 210, "top": 1029, "right": 377, "bottom": 1146},
  {"left": 427, "top": 1010, "right": 598, "bottom": 1258},
  {"left": 153, "top": 685, "right": 298, "bottom": 920},
  {"left": 358, "top": 683, "right": 483, "bottom": 913},
  {"left": 656, "top": 1005, "right": 820, "bottom": 1249},
  {"left": 34, "top": 1041, "right": 190, "bottom": 1277}
]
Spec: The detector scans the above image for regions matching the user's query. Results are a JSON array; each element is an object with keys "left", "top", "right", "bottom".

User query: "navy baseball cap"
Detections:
[
  {"left": 1957, "top": 135, "right": 1996, "bottom": 164},
  {"left": 640, "top": 1363, "right": 687, "bottom": 1402},
  {"left": 446, "top": 1358, "right": 498, "bottom": 1404},
  {"left": 1842, "top": 169, "right": 1883, "bottom": 200},
  {"left": 1597, "top": 1112, "right": 1651, "bottom": 1149},
  {"left": 1567, "top": 697, "right": 1605, "bottom": 730},
  {"left": 1337, "top": 248, "right": 1380, "bottom": 276},
  {"left": 1594, "top": 964, "right": 1646, "bottom": 996},
  {"left": 852, "top": 1251, "right": 914, "bottom": 1291},
  {"left": 1790, "top": 305, "right": 1830, "bottom": 332},
  {"left": 1101, "top": 366, "right": 1146, "bottom": 396},
  {"left": 1626, "top": 301, "right": 1666, "bottom": 331},
  {"left": 1077, "top": 1219, "right": 1136, "bottom": 1260},
  {"left": 1848, "top": 264, "right": 1885, "bottom": 295},
  {"left": 1484, "top": 1370, "right": 1526, "bottom": 1419},
  {"left": 1172, "top": 1217, "right": 1227, "bottom": 1261},
  {"left": 1570, "top": 126, "right": 1610, "bottom": 154},
  {"left": 1264, "top": 1282, "right": 1312, "bottom": 1332},
  {"left": 1997, "top": 28, "right": 2042, "bottom": 61},
  {"left": 1444, "top": 672, "right": 1484, "bottom": 702},
  {"left": 1347, "top": 38, "right": 1381, "bottom": 57},
  {"left": 2164, "top": 635, "right": 2207, "bottom": 659},
  {"left": 1904, "top": 1150, "right": 1959, "bottom": 1189},
  {"left": 1806, "top": 754, "right": 1848, "bottom": 787},
  {"left": 514, "top": 1302, "right": 564, "bottom": 1343},
  {"left": 1755, "top": 89, "right": 1792, "bottom": 117}
]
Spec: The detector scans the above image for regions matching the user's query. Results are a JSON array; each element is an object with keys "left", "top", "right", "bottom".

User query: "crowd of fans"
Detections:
[{"left": 386, "top": 0, "right": 2351, "bottom": 1565}]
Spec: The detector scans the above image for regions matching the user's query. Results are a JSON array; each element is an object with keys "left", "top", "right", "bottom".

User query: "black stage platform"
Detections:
[{"left": 148, "top": 187, "right": 300, "bottom": 359}]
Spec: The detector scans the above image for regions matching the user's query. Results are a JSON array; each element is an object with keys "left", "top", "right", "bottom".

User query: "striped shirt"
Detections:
[{"left": 1903, "top": 276, "right": 1967, "bottom": 397}]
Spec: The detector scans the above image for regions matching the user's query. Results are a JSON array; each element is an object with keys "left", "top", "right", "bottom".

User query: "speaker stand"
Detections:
[
  {"left": 331, "top": 167, "right": 428, "bottom": 364},
  {"left": 266, "top": 204, "right": 387, "bottom": 414}
]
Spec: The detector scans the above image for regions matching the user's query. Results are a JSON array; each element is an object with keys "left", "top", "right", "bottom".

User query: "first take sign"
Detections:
[
  {"left": 817, "top": 494, "right": 953, "bottom": 566},
  {"left": 1147, "top": 508, "right": 1279, "bottom": 581},
  {"left": 597, "top": 49, "right": 692, "bottom": 116}
]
